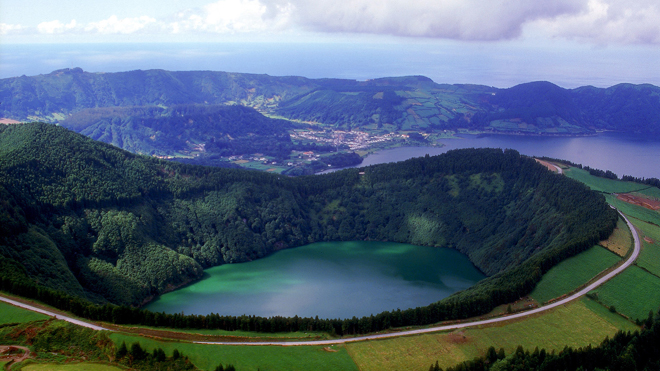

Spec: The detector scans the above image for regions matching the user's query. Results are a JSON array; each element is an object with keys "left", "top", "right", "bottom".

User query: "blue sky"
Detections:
[{"left": 1, "top": 0, "right": 659, "bottom": 86}]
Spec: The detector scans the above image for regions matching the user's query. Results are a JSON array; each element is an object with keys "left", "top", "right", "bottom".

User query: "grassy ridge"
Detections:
[
  {"left": 109, "top": 334, "right": 359, "bottom": 371},
  {"left": 529, "top": 245, "right": 621, "bottom": 304},
  {"left": 565, "top": 168, "right": 646, "bottom": 193}
]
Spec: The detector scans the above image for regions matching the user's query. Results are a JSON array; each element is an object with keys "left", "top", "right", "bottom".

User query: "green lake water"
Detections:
[{"left": 145, "top": 241, "right": 486, "bottom": 319}]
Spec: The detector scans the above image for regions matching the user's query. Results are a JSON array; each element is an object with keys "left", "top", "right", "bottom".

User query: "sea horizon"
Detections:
[{"left": 2, "top": 42, "right": 659, "bottom": 89}]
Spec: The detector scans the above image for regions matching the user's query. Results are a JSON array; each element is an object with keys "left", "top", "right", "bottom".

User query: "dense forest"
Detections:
[
  {"left": 1, "top": 68, "right": 659, "bottom": 134},
  {"left": 0, "top": 123, "right": 617, "bottom": 332}
]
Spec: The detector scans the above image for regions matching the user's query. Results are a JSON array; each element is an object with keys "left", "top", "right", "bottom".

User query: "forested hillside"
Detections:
[
  {"left": 1, "top": 69, "right": 659, "bottom": 135},
  {"left": 61, "top": 104, "right": 297, "bottom": 158},
  {"left": 0, "top": 123, "right": 617, "bottom": 327}
]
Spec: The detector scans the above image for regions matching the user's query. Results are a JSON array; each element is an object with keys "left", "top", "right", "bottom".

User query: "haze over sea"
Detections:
[{"left": 2, "top": 42, "right": 660, "bottom": 89}]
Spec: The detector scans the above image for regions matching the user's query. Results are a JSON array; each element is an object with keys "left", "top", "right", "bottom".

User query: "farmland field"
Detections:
[
  {"left": 589, "top": 265, "right": 660, "bottom": 321},
  {"left": 529, "top": 245, "right": 621, "bottom": 304},
  {"left": 606, "top": 196, "right": 660, "bottom": 227},
  {"left": 633, "top": 219, "right": 660, "bottom": 277},
  {"left": 345, "top": 298, "right": 637, "bottom": 371},
  {"left": 599, "top": 217, "right": 633, "bottom": 256},
  {"left": 109, "top": 333, "right": 359, "bottom": 371}
]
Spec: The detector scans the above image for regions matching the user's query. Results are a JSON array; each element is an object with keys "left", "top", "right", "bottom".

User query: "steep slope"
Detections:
[{"left": 0, "top": 123, "right": 616, "bottom": 316}]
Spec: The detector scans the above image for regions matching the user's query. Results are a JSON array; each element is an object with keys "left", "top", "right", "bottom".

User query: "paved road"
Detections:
[
  {"left": 0, "top": 211, "right": 640, "bottom": 346},
  {"left": 551, "top": 164, "right": 564, "bottom": 175},
  {"left": 0, "top": 296, "right": 108, "bottom": 331}
]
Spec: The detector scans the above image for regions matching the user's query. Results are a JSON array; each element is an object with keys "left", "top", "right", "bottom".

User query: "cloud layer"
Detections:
[{"left": 2, "top": 0, "right": 659, "bottom": 44}]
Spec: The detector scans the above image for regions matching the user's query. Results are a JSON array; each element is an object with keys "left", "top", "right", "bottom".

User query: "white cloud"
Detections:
[
  {"left": 0, "top": 23, "right": 24, "bottom": 35},
  {"left": 167, "top": 0, "right": 292, "bottom": 34},
  {"left": 85, "top": 15, "right": 157, "bottom": 35},
  {"left": 37, "top": 20, "right": 78, "bottom": 34},
  {"left": 4, "top": 0, "right": 660, "bottom": 44},
  {"left": 280, "top": 0, "right": 589, "bottom": 40},
  {"left": 530, "top": 0, "right": 660, "bottom": 44}
]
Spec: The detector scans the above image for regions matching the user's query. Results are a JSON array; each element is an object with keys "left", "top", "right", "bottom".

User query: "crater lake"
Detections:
[{"left": 144, "top": 241, "right": 486, "bottom": 319}]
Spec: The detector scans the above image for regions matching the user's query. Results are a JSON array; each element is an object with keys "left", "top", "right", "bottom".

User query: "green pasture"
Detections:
[
  {"left": 606, "top": 196, "right": 660, "bottom": 227},
  {"left": 0, "top": 300, "right": 49, "bottom": 325},
  {"left": 565, "top": 167, "right": 646, "bottom": 193},
  {"left": 590, "top": 265, "right": 660, "bottom": 321},
  {"left": 530, "top": 245, "right": 621, "bottom": 304},
  {"left": 635, "top": 186, "right": 660, "bottom": 200},
  {"left": 109, "top": 333, "right": 358, "bottom": 371},
  {"left": 346, "top": 298, "right": 637, "bottom": 371},
  {"left": 634, "top": 219, "right": 660, "bottom": 277}
]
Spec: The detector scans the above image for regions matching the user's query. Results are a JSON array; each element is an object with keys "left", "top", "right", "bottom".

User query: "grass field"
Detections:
[
  {"left": 109, "top": 333, "right": 358, "bottom": 371},
  {"left": 564, "top": 168, "right": 646, "bottom": 193},
  {"left": 599, "top": 217, "right": 633, "bottom": 256},
  {"left": 606, "top": 196, "right": 660, "bottom": 226},
  {"left": 21, "top": 363, "right": 124, "bottom": 371},
  {"left": 529, "top": 245, "right": 621, "bottom": 304},
  {"left": 589, "top": 265, "right": 660, "bottom": 321},
  {"left": 0, "top": 301, "right": 50, "bottom": 325},
  {"left": 633, "top": 219, "right": 660, "bottom": 277},
  {"left": 636, "top": 186, "right": 660, "bottom": 200},
  {"left": 345, "top": 298, "right": 637, "bottom": 371}
]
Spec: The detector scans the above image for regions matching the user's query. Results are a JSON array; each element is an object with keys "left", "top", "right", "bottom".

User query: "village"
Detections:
[{"left": 290, "top": 129, "right": 405, "bottom": 151}]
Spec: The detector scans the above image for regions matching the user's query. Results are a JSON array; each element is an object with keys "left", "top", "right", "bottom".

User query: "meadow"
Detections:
[
  {"left": 589, "top": 265, "right": 660, "bottom": 321},
  {"left": 564, "top": 168, "right": 647, "bottom": 193},
  {"left": 109, "top": 333, "right": 359, "bottom": 371},
  {"left": 529, "top": 245, "right": 621, "bottom": 304}
]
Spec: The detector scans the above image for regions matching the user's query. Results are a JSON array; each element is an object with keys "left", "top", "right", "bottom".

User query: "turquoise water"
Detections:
[{"left": 145, "top": 241, "right": 485, "bottom": 319}]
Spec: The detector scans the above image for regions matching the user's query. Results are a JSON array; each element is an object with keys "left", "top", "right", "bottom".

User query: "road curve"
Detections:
[
  {"left": 196, "top": 210, "right": 640, "bottom": 346},
  {"left": 0, "top": 211, "right": 640, "bottom": 346}
]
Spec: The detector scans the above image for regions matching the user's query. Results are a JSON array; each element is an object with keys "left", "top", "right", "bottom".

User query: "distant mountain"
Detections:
[{"left": 1, "top": 68, "right": 659, "bottom": 135}]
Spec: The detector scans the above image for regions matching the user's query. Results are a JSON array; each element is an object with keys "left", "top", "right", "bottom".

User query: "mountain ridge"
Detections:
[{"left": 2, "top": 68, "right": 659, "bottom": 135}]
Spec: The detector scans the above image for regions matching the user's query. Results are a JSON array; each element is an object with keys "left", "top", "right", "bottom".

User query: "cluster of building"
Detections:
[{"left": 291, "top": 130, "right": 402, "bottom": 150}]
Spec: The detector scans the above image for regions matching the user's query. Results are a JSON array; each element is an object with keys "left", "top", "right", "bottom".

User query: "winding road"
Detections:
[{"left": 0, "top": 210, "right": 640, "bottom": 346}]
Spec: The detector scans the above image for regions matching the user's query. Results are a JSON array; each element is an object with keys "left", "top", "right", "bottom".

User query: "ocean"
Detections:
[{"left": 2, "top": 42, "right": 659, "bottom": 88}]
